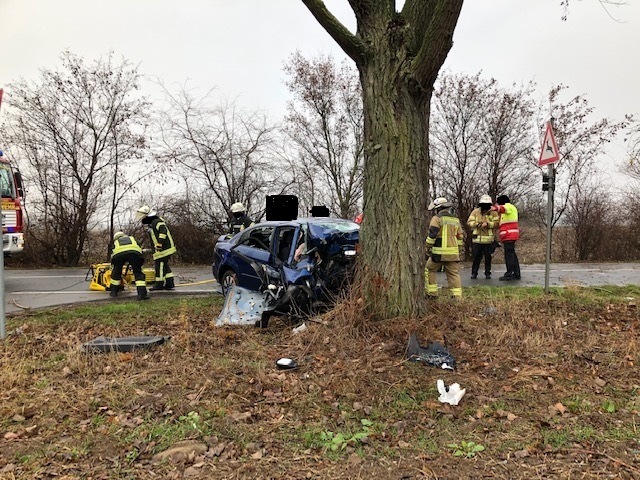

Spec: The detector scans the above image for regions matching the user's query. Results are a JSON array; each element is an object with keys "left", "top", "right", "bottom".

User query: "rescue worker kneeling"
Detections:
[
  {"left": 110, "top": 231, "right": 150, "bottom": 301},
  {"left": 425, "top": 197, "right": 464, "bottom": 298}
]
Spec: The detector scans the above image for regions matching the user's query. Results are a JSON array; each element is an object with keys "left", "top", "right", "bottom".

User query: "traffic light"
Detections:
[{"left": 542, "top": 173, "right": 549, "bottom": 191}]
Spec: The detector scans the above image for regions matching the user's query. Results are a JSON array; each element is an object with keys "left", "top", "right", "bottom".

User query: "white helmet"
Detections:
[
  {"left": 135, "top": 205, "right": 156, "bottom": 220},
  {"left": 230, "top": 202, "right": 246, "bottom": 213},
  {"left": 113, "top": 231, "right": 126, "bottom": 241},
  {"left": 479, "top": 194, "right": 493, "bottom": 205},
  {"left": 428, "top": 197, "right": 452, "bottom": 211}
]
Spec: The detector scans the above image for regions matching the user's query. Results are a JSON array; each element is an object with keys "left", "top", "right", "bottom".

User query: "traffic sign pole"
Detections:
[
  {"left": 541, "top": 118, "right": 559, "bottom": 294},
  {"left": 544, "top": 163, "right": 555, "bottom": 293}
]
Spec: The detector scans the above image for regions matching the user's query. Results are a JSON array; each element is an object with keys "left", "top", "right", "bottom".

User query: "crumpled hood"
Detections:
[{"left": 307, "top": 221, "right": 359, "bottom": 256}]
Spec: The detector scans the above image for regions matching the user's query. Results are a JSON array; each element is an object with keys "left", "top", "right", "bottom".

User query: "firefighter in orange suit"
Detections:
[
  {"left": 425, "top": 197, "right": 464, "bottom": 298},
  {"left": 467, "top": 194, "right": 500, "bottom": 279}
]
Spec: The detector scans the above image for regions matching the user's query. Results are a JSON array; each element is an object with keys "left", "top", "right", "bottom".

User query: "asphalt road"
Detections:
[
  {"left": 3, "top": 262, "right": 640, "bottom": 314},
  {"left": 2, "top": 265, "right": 221, "bottom": 315}
]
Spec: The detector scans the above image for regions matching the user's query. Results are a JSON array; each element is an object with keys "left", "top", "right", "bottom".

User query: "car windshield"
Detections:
[{"left": 310, "top": 220, "right": 358, "bottom": 233}]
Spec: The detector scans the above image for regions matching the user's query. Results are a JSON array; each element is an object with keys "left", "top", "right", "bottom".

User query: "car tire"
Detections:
[{"left": 220, "top": 269, "right": 237, "bottom": 296}]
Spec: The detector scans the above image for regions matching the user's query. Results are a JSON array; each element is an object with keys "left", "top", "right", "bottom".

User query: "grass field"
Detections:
[{"left": 1, "top": 287, "right": 639, "bottom": 479}]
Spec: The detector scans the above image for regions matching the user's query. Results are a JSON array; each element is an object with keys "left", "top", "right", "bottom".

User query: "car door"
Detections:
[{"left": 232, "top": 226, "right": 275, "bottom": 291}]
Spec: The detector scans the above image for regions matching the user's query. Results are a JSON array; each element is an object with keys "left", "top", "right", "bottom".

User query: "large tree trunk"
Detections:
[
  {"left": 360, "top": 56, "right": 431, "bottom": 317},
  {"left": 301, "top": 0, "right": 463, "bottom": 317}
]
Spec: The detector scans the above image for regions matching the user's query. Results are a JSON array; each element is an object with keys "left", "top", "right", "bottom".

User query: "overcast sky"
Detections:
[{"left": 1, "top": 0, "right": 638, "bottom": 179}]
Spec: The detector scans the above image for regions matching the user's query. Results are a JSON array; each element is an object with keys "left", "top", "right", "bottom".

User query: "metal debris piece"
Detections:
[
  {"left": 215, "top": 286, "right": 275, "bottom": 327},
  {"left": 82, "top": 335, "right": 169, "bottom": 353},
  {"left": 406, "top": 333, "right": 456, "bottom": 370}
]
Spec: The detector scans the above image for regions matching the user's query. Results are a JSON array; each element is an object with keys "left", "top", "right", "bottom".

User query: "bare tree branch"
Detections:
[{"left": 300, "top": 0, "right": 368, "bottom": 64}]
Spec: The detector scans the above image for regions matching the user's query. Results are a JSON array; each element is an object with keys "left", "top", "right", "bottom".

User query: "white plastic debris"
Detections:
[
  {"left": 292, "top": 323, "right": 308, "bottom": 334},
  {"left": 436, "top": 379, "right": 466, "bottom": 406}
]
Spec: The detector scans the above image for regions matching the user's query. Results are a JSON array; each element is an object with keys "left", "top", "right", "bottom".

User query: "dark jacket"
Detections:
[{"left": 229, "top": 214, "right": 254, "bottom": 235}]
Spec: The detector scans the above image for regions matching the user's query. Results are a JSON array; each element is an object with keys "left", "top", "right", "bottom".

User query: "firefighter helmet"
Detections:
[
  {"left": 479, "top": 194, "right": 493, "bottom": 205},
  {"left": 428, "top": 197, "right": 452, "bottom": 211},
  {"left": 230, "top": 202, "right": 246, "bottom": 213},
  {"left": 113, "top": 231, "right": 126, "bottom": 241},
  {"left": 135, "top": 205, "right": 156, "bottom": 220}
]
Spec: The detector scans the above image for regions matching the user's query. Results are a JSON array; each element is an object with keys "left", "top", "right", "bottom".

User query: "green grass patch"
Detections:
[
  {"left": 8, "top": 296, "right": 223, "bottom": 328},
  {"left": 463, "top": 284, "right": 640, "bottom": 305}
]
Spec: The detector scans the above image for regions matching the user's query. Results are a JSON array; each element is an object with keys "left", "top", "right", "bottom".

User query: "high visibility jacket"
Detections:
[
  {"left": 467, "top": 208, "right": 499, "bottom": 244},
  {"left": 495, "top": 203, "right": 520, "bottom": 242},
  {"left": 147, "top": 216, "right": 177, "bottom": 260},
  {"left": 111, "top": 235, "right": 142, "bottom": 258},
  {"left": 426, "top": 209, "right": 463, "bottom": 262}
]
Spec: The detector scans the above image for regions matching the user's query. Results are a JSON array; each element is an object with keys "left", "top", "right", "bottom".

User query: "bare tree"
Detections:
[
  {"left": 283, "top": 52, "right": 364, "bottom": 219},
  {"left": 430, "top": 72, "right": 490, "bottom": 212},
  {"left": 0, "top": 51, "right": 149, "bottom": 266},
  {"left": 564, "top": 178, "right": 612, "bottom": 260},
  {"left": 430, "top": 72, "right": 538, "bottom": 255},
  {"left": 156, "top": 85, "right": 292, "bottom": 231}
]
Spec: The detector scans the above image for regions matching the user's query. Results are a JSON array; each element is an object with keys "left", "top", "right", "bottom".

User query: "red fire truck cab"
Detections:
[{"left": 0, "top": 150, "right": 25, "bottom": 255}]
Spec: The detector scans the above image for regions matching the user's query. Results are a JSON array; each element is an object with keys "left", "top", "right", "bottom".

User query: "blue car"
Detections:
[{"left": 212, "top": 217, "right": 359, "bottom": 314}]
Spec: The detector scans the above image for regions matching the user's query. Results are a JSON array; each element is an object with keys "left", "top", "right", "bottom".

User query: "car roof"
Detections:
[{"left": 249, "top": 217, "right": 358, "bottom": 228}]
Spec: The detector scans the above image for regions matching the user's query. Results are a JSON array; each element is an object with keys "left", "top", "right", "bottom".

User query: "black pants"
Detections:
[
  {"left": 155, "top": 255, "right": 174, "bottom": 284},
  {"left": 471, "top": 243, "right": 493, "bottom": 276},
  {"left": 111, "top": 252, "right": 145, "bottom": 285},
  {"left": 503, "top": 241, "right": 521, "bottom": 278}
]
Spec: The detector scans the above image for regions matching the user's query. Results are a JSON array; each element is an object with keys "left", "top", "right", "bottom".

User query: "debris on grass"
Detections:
[
  {"left": 81, "top": 335, "right": 169, "bottom": 353},
  {"left": 436, "top": 379, "right": 466, "bottom": 405},
  {"left": 406, "top": 333, "right": 455, "bottom": 370}
]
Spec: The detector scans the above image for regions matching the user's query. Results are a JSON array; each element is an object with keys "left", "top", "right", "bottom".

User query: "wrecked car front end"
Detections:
[{"left": 214, "top": 218, "right": 359, "bottom": 327}]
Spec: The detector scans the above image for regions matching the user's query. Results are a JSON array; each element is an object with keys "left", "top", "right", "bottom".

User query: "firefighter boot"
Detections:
[
  {"left": 149, "top": 282, "right": 165, "bottom": 291},
  {"left": 164, "top": 277, "right": 175, "bottom": 290},
  {"left": 137, "top": 286, "right": 150, "bottom": 301},
  {"left": 109, "top": 288, "right": 118, "bottom": 298}
]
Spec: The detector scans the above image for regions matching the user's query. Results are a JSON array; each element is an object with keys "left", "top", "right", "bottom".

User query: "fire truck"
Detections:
[{"left": 0, "top": 150, "right": 25, "bottom": 255}]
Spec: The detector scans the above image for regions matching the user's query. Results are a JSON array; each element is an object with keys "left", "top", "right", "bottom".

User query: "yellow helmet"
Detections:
[{"left": 113, "top": 231, "right": 126, "bottom": 241}]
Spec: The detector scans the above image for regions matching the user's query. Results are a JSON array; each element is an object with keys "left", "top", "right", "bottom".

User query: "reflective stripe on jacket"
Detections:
[
  {"left": 148, "top": 217, "right": 177, "bottom": 260},
  {"left": 467, "top": 208, "right": 499, "bottom": 244},
  {"left": 496, "top": 203, "right": 520, "bottom": 242},
  {"left": 111, "top": 235, "right": 142, "bottom": 258},
  {"left": 426, "top": 210, "right": 463, "bottom": 262}
]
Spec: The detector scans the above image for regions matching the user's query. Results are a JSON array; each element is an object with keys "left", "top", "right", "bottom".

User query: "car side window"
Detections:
[
  {"left": 243, "top": 226, "right": 274, "bottom": 251},
  {"left": 276, "top": 227, "right": 296, "bottom": 263}
]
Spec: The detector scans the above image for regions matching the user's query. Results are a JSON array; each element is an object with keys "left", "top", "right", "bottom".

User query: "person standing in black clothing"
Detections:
[{"left": 228, "top": 202, "right": 254, "bottom": 235}]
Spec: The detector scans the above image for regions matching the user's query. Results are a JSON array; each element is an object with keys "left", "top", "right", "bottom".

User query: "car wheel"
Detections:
[{"left": 220, "top": 269, "right": 237, "bottom": 296}]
